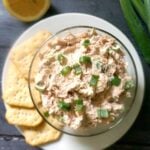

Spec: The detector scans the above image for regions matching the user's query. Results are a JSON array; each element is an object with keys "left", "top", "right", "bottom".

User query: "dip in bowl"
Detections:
[{"left": 29, "top": 26, "right": 137, "bottom": 136}]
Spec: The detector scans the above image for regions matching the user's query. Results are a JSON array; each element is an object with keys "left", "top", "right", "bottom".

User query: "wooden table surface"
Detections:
[{"left": 0, "top": 0, "right": 150, "bottom": 149}]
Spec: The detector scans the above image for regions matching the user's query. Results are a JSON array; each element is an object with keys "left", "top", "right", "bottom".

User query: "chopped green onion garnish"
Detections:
[
  {"left": 79, "top": 56, "right": 92, "bottom": 65},
  {"left": 72, "top": 63, "right": 82, "bottom": 75},
  {"left": 43, "top": 111, "right": 49, "bottom": 117},
  {"left": 75, "top": 98, "right": 84, "bottom": 112},
  {"left": 82, "top": 39, "right": 90, "bottom": 48},
  {"left": 75, "top": 98, "right": 83, "bottom": 105},
  {"left": 58, "top": 100, "right": 71, "bottom": 111},
  {"left": 111, "top": 43, "right": 120, "bottom": 51},
  {"left": 60, "top": 66, "right": 72, "bottom": 76},
  {"left": 111, "top": 75, "right": 121, "bottom": 86},
  {"left": 124, "top": 80, "right": 134, "bottom": 90},
  {"left": 97, "top": 109, "right": 109, "bottom": 118},
  {"left": 96, "top": 61, "right": 101, "bottom": 69},
  {"left": 35, "top": 82, "right": 46, "bottom": 92},
  {"left": 89, "top": 75, "right": 99, "bottom": 87},
  {"left": 57, "top": 54, "right": 67, "bottom": 65}
]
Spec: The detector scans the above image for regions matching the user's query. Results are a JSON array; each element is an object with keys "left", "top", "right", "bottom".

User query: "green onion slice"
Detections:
[
  {"left": 111, "top": 43, "right": 120, "bottom": 51},
  {"left": 96, "top": 61, "right": 101, "bottom": 69},
  {"left": 97, "top": 109, "right": 109, "bottom": 118},
  {"left": 124, "top": 80, "right": 134, "bottom": 90},
  {"left": 79, "top": 56, "right": 92, "bottom": 65},
  {"left": 72, "top": 63, "right": 82, "bottom": 75},
  {"left": 82, "top": 39, "right": 90, "bottom": 48},
  {"left": 74, "top": 98, "right": 84, "bottom": 112},
  {"left": 60, "top": 66, "right": 72, "bottom": 76},
  {"left": 43, "top": 111, "right": 49, "bottom": 117},
  {"left": 58, "top": 100, "right": 71, "bottom": 111},
  {"left": 35, "top": 82, "right": 46, "bottom": 92},
  {"left": 89, "top": 75, "right": 99, "bottom": 87},
  {"left": 111, "top": 75, "right": 121, "bottom": 86},
  {"left": 57, "top": 54, "right": 67, "bottom": 65}
]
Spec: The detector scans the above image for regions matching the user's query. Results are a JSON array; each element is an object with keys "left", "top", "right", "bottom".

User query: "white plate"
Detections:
[{"left": 2, "top": 13, "right": 145, "bottom": 150}]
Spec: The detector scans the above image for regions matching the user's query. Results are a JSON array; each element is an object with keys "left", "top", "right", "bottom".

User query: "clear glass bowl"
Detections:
[{"left": 28, "top": 26, "right": 137, "bottom": 137}]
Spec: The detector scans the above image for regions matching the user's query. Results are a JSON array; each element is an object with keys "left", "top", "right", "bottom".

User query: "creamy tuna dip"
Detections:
[{"left": 35, "top": 29, "right": 134, "bottom": 129}]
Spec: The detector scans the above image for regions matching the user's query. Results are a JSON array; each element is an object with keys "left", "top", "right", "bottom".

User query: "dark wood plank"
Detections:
[
  {"left": 108, "top": 144, "right": 150, "bottom": 150},
  {"left": 0, "top": 136, "right": 41, "bottom": 150},
  {"left": 0, "top": 3, "right": 31, "bottom": 47},
  {"left": 1, "top": 137, "right": 150, "bottom": 150}
]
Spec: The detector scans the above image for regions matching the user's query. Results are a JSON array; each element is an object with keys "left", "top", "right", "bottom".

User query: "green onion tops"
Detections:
[
  {"left": 89, "top": 75, "right": 99, "bottom": 87},
  {"left": 97, "top": 109, "right": 109, "bottom": 118},
  {"left": 79, "top": 56, "right": 92, "bottom": 65},
  {"left": 43, "top": 111, "right": 49, "bottom": 117},
  {"left": 60, "top": 66, "right": 72, "bottom": 76},
  {"left": 72, "top": 63, "right": 82, "bottom": 75},
  {"left": 57, "top": 54, "right": 67, "bottom": 65},
  {"left": 111, "top": 75, "right": 121, "bottom": 86},
  {"left": 82, "top": 39, "right": 90, "bottom": 48},
  {"left": 58, "top": 100, "right": 71, "bottom": 111},
  {"left": 74, "top": 98, "right": 84, "bottom": 112},
  {"left": 124, "top": 80, "right": 134, "bottom": 90},
  {"left": 35, "top": 82, "right": 46, "bottom": 93}
]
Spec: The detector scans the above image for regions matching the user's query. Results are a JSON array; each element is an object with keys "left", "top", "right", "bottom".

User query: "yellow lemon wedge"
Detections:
[{"left": 2, "top": 0, "right": 51, "bottom": 22}]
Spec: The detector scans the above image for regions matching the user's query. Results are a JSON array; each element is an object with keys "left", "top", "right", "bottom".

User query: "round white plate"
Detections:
[{"left": 2, "top": 13, "right": 145, "bottom": 150}]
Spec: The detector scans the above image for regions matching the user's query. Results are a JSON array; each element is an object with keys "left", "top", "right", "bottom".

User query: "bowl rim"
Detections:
[{"left": 28, "top": 25, "right": 138, "bottom": 137}]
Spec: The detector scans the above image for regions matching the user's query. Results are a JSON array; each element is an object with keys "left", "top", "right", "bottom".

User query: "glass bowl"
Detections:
[{"left": 28, "top": 26, "right": 137, "bottom": 137}]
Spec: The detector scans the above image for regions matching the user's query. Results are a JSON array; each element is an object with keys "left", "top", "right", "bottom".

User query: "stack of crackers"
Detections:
[{"left": 2, "top": 31, "right": 61, "bottom": 146}]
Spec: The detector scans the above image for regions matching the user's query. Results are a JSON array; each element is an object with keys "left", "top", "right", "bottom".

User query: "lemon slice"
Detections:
[{"left": 3, "top": 0, "right": 51, "bottom": 22}]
